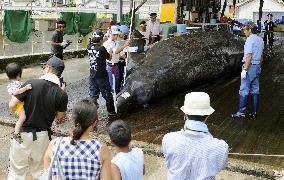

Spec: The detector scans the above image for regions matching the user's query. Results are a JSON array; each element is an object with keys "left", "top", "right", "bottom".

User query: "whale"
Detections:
[{"left": 117, "top": 31, "right": 245, "bottom": 113}]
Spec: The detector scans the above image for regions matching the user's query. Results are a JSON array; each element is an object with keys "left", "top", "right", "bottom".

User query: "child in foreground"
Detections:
[
  {"left": 108, "top": 120, "right": 145, "bottom": 180},
  {"left": 6, "top": 63, "right": 32, "bottom": 143}
]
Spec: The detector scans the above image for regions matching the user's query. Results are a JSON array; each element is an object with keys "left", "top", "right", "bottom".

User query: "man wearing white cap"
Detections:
[
  {"left": 103, "top": 26, "right": 129, "bottom": 94},
  {"left": 162, "top": 92, "right": 228, "bottom": 180}
]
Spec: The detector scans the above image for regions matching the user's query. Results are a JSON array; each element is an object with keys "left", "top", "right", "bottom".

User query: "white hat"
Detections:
[
  {"left": 110, "top": 25, "right": 120, "bottom": 35},
  {"left": 180, "top": 92, "right": 215, "bottom": 116}
]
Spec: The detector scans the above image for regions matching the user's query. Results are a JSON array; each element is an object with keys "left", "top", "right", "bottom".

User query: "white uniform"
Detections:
[
  {"left": 103, "top": 38, "right": 120, "bottom": 63},
  {"left": 147, "top": 20, "right": 162, "bottom": 36}
]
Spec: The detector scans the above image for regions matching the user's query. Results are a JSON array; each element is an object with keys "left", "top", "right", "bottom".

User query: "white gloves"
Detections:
[
  {"left": 241, "top": 69, "right": 247, "bottom": 79},
  {"left": 60, "top": 41, "right": 68, "bottom": 47}
]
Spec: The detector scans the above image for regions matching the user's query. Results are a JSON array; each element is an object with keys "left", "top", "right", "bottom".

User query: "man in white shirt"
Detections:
[
  {"left": 162, "top": 92, "right": 228, "bottom": 180},
  {"left": 103, "top": 27, "right": 129, "bottom": 94},
  {"left": 147, "top": 13, "right": 162, "bottom": 45},
  {"left": 108, "top": 120, "right": 144, "bottom": 180}
]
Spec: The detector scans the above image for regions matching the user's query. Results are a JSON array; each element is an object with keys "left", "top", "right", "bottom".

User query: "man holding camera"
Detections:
[{"left": 50, "top": 20, "right": 71, "bottom": 60}]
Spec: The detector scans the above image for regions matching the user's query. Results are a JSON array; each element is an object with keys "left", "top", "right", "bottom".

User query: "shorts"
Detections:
[{"left": 14, "top": 102, "right": 24, "bottom": 116}]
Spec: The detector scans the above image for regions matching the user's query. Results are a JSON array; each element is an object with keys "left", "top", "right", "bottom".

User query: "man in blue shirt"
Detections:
[{"left": 232, "top": 22, "right": 264, "bottom": 118}]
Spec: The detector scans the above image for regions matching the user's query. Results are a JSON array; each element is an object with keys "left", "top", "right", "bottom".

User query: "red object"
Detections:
[{"left": 112, "top": 63, "right": 115, "bottom": 74}]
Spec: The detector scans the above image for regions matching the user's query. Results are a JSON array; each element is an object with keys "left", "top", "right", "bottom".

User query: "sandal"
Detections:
[{"left": 13, "top": 133, "right": 23, "bottom": 144}]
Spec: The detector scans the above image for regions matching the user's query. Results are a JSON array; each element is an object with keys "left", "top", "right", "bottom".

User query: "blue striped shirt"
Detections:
[
  {"left": 242, "top": 34, "right": 264, "bottom": 64},
  {"left": 162, "top": 129, "right": 228, "bottom": 180}
]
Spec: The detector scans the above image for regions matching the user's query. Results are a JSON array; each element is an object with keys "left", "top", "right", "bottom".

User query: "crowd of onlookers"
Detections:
[
  {"left": 5, "top": 58, "right": 228, "bottom": 179},
  {"left": 5, "top": 56, "right": 228, "bottom": 180}
]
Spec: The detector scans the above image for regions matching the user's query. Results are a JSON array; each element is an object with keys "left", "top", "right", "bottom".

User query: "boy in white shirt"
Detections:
[{"left": 108, "top": 120, "right": 144, "bottom": 180}]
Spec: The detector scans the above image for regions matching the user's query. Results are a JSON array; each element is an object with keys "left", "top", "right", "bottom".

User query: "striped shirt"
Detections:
[
  {"left": 162, "top": 129, "right": 228, "bottom": 180},
  {"left": 52, "top": 137, "right": 102, "bottom": 180}
]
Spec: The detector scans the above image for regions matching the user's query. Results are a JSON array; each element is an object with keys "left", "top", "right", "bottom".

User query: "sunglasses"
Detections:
[{"left": 41, "top": 64, "right": 47, "bottom": 69}]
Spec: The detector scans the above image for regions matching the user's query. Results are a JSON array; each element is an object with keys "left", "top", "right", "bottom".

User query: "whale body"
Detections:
[{"left": 117, "top": 31, "right": 245, "bottom": 113}]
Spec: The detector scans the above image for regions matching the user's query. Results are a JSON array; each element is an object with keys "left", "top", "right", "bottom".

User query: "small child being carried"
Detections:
[{"left": 5, "top": 63, "right": 32, "bottom": 143}]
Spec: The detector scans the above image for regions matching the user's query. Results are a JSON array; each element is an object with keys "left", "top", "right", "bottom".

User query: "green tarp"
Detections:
[
  {"left": 75, "top": 12, "right": 96, "bottom": 36},
  {"left": 60, "top": 12, "right": 77, "bottom": 35},
  {"left": 4, "top": 10, "right": 32, "bottom": 43},
  {"left": 60, "top": 12, "right": 96, "bottom": 36}
]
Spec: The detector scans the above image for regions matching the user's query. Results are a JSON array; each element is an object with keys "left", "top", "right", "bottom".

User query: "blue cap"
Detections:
[{"left": 118, "top": 25, "right": 129, "bottom": 33}]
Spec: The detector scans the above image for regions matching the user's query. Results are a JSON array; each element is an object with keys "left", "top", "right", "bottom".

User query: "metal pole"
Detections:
[
  {"left": 76, "top": 3, "right": 79, "bottom": 50},
  {"left": 174, "top": 0, "right": 179, "bottom": 24},
  {"left": 31, "top": 0, "right": 34, "bottom": 55},
  {"left": 122, "top": 0, "right": 135, "bottom": 87},
  {"left": 1, "top": 1, "right": 5, "bottom": 57},
  {"left": 42, "top": 31, "right": 44, "bottom": 53},
  {"left": 117, "top": 0, "right": 122, "bottom": 23}
]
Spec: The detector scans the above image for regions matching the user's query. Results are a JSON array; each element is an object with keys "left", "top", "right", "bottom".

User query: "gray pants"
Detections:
[{"left": 8, "top": 131, "right": 50, "bottom": 180}]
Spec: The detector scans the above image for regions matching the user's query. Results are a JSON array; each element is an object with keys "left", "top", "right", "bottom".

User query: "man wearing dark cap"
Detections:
[
  {"left": 7, "top": 56, "right": 68, "bottom": 179},
  {"left": 264, "top": 13, "right": 276, "bottom": 51},
  {"left": 87, "top": 30, "right": 116, "bottom": 116},
  {"left": 147, "top": 13, "right": 162, "bottom": 44}
]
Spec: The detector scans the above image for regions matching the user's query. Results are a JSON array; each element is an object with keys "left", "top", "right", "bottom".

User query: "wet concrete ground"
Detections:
[{"left": 122, "top": 44, "right": 284, "bottom": 168}]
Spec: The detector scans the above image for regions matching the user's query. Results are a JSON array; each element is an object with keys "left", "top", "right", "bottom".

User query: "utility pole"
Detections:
[
  {"left": 174, "top": 0, "right": 180, "bottom": 24},
  {"left": 117, "top": 0, "right": 123, "bottom": 23},
  {"left": 258, "top": 0, "right": 264, "bottom": 32}
]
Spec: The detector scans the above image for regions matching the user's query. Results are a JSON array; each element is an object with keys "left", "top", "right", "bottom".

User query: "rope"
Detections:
[
  {"left": 229, "top": 153, "right": 284, "bottom": 158},
  {"left": 122, "top": 0, "right": 135, "bottom": 87}
]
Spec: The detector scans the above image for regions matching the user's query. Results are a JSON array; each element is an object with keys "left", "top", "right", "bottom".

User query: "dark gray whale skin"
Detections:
[{"left": 117, "top": 31, "right": 245, "bottom": 113}]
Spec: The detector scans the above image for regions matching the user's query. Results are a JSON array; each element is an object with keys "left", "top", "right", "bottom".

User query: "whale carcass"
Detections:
[{"left": 117, "top": 31, "right": 245, "bottom": 113}]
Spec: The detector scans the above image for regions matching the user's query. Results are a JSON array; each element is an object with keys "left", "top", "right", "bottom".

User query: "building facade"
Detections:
[{"left": 236, "top": 0, "right": 284, "bottom": 21}]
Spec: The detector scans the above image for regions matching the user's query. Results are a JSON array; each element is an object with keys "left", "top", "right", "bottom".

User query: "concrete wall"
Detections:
[
  {"left": 0, "top": 31, "right": 87, "bottom": 57},
  {"left": 237, "top": 0, "right": 284, "bottom": 20},
  {"left": 0, "top": 50, "right": 87, "bottom": 73}
]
